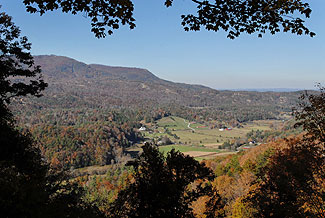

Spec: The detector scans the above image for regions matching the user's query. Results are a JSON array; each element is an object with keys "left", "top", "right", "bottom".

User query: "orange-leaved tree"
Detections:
[{"left": 239, "top": 86, "right": 325, "bottom": 218}]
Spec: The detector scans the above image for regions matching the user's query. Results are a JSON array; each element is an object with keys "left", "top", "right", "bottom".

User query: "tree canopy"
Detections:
[
  {"left": 238, "top": 87, "right": 325, "bottom": 218},
  {"left": 294, "top": 84, "right": 325, "bottom": 142},
  {"left": 0, "top": 10, "right": 47, "bottom": 105},
  {"left": 22, "top": 0, "right": 315, "bottom": 38},
  {"left": 0, "top": 9, "right": 104, "bottom": 218},
  {"left": 108, "top": 143, "right": 221, "bottom": 218}
]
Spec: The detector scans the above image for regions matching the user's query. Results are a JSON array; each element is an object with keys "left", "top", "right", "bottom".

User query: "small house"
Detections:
[{"left": 139, "top": 126, "right": 146, "bottom": 131}]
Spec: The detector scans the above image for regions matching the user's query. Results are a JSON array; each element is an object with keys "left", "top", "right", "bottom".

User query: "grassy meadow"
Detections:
[{"left": 139, "top": 116, "right": 282, "bottom": 160}]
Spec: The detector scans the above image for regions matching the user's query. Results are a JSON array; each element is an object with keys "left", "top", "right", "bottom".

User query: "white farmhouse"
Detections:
[{"left": 139, "top": 126, "right": 146, "bottom": 131}]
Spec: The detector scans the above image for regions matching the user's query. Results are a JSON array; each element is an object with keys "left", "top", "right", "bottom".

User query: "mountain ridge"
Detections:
[
  {"left": 18, "top": 55, "right": 307, "bottom": 118},
  {"left": 31, "top": 55, "right": 223, "bottom": 107}
]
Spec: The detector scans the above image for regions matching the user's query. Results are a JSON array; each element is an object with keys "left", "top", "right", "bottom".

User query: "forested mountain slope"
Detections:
[
  {"left": 14, "top": 55, "right": 306, "bottom": 113},
  {"left": 30, "top": 55, "right": 217, "bottom": 108}
]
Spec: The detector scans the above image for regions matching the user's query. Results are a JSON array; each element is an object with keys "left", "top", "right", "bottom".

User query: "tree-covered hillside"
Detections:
[{"left": 12, "top": 55, "right": 314, "bottom": 123}]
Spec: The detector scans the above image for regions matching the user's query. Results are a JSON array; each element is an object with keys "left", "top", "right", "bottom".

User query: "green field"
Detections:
[
  {"left": 156, "top": 116, "right": 189, "bottom": 130},
  {"left": 142, "top": 116, "right": 279, "bottom": 159},
  {"left": 158, "top": 145, "right": 220, "bottom": 154},
  {"left": 144, "top": 116, "right": 276, "bottom": 145}
]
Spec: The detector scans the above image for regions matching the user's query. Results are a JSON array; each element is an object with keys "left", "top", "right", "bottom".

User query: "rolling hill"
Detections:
[
  {"left": 18, "top": 55, "right": 303, "bottom": 111},
  {"left": 10, "top": 54, "right": 317, "bottom": 125},
  {"left": 30, "top": 55, "right": 223, "bottom": 108}
]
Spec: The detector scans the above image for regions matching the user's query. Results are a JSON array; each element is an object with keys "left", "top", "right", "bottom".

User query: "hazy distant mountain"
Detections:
[
  {"left": 226, "top": 88, "right": 312, "bottom": 92},
  {"left": 23, "top": 55, "right": 307, "bottom": 112}
]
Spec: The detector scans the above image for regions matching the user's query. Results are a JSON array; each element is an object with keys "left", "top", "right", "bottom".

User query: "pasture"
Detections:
[{"left": 142, "top": 116, "right": 280, "bottom": 160}]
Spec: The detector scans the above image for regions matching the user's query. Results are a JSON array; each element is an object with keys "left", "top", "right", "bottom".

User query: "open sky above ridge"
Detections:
[{"left": 1, "top": 0, "right": 324, "bottom": 90}]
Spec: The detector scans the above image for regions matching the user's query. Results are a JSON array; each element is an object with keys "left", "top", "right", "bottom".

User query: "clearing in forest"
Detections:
[{"left": 142, "top": 116, "right": 280, "bottom": 159}]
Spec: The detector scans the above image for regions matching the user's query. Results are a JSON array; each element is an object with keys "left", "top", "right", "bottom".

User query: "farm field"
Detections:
[
  {"left": 158, "top": 144, "right": 220, "bottom": 154},
  {"left": 141, "top": 116, "right": 283, "bottom": 160}
]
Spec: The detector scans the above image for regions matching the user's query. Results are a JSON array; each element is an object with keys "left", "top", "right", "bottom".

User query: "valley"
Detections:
[
  {"left": 1, "top": 1, "right": 324, "bottom": 216},
  {"left": 11, "top": 55, "right": 305, "bottom": 170},
  {"left": 8, "top": 55, "right": 315, "bottom": 217},
  {"left": 128, "top": 116, "right": 288, "bottom": 160}
]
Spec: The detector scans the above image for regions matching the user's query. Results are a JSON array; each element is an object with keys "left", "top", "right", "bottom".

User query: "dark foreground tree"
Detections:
[
  {"left": 0, "top": 117, "right": 105, "bottom": 218},
  {"left": 241, "top": 87, "right": 325, "bottom": 218},
  {"left": 294, "top": 84, "right": 325, "bottom": 143},
  {"left": 0, "top": 9, "right": 104, "bottom": 218},
  {"left": 22, "top": 0, "right": 315, "bottom": 38},
  {"left": 108, "top": 143, "right": 222, "bottom": 218},
  {"left": 242, "top": 138, "right": 324, "bottom": 218},
  {"left": 0, "top": 9, "right": 47, "bottom": 105}
]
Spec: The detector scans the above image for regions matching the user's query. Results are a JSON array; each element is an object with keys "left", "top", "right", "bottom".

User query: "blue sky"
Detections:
[{"left": 1, "top": 0, "right": 324, "bottom": 89}]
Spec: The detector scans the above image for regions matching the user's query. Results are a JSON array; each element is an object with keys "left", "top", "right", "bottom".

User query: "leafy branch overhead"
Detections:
[
  {"left": 0, "top": 11, "right": 47, "bottom": 104},
  {"left": 23, "top": 0, "right": 136, "bottom": 38},
  {"left": 23, "top": 0, "right": 315, "bottom": 38},
  {"left": 169, "top": 0, "right": 315, "bottom": 39}
]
